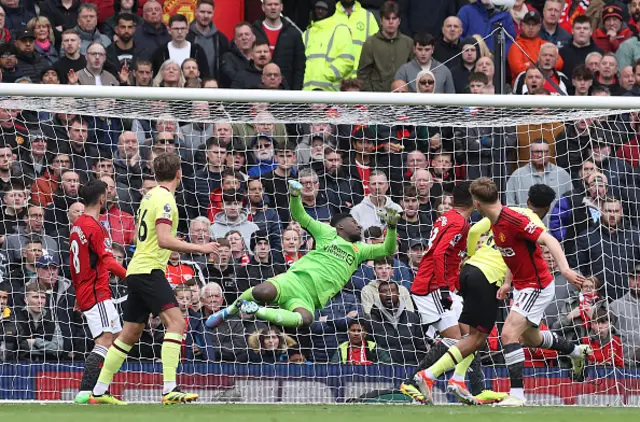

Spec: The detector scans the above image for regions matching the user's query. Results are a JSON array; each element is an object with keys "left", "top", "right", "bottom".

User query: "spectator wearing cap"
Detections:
[
  {"left": 369, "top": 280, "right": 428, "bottom": 365},
  {"left": 245, "top": 178, "right": 282, "bottom": 252},
  {"left": 394, "top": 32, "right": 454, "bottom": 94},
  {"left": 351, "top": 169, "right": 401, "bottom": 230},
  {"left": 450, "top": 37, "right": 480, "bottom": 93},
  {"left": 506, "top": 139, "right": 571, "bottom": 207},
  {"left": 397, "top": 185, "right": 431, "bottom": 255},
  {"left": 295, "top": 123, "right": 337, "bottom": 171},
  {"left": 560, "top": 16, "right": 603, "bottom": 84},
  {"left": 298, "top": 167, "right": 335, "bottom": 222},
  {"left": 0, "top": 43, "right": 23, "bottom": 82},
  {"left": 210, "top": 189, "right": 259, "bottom": 249},
  {"left": 191, "top": 137, "right": 227, "bottom": 217},
  {"left": 230, "top": 39, "right": 273, "bottom": 89},
  {"left": 576, "top": 196, "right": 640, "bottom": 300},
  {"left": 71, "top": 3, "right": 110, "bottom": 55},
  {"left": 359, "top": 2, "right": 412, "bottom": 93},
  {"left": 26, "top": 253, "right": 85, "bottom": 357},
  {"left": 261, "top": 141, "right": 298, "bottom": 221},
  {"left": 14, "top": 28, "right": 49, "bottom": 82},
  {"left": 594, "top": 4, "right": 633, "bottom": 53},
  {"left": 18, "top": 130, "right": 48, "bottom": 183},
  {"left": 234, "top": 230, "right": 286, "bottom": 297},
  {"left": 1, "top": 0, "right": 35, "bottom": 36},
  {"left": 610, "top": 264, "right": 640, "bottom": 366},
  {"left": 508, "top": 9, "right": 565, "bottom": 77},
  {"left": 510, "top": 0, "right": 537, "bottom": 37},
  {"left": 247, "top": 133, "right": 277, "bottom": 178},
  {"left": 539, "top": 0, "right": 572, "bottom": 49},
  {"left": 39, "top": 66, "right": 59, "bottom": 86}
]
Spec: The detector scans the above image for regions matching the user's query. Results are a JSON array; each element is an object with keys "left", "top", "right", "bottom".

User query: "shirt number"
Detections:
[
  {"left": 70, "top": 240, "right": 80, "bottom": 274},
  {"left": 137, "top": 209, "right": 148, "bottom": 242},
  {"left": 426, "top": 227, "right": 439, "bottom": 253}
]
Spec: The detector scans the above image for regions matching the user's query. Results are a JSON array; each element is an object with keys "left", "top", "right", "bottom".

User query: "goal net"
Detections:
[{"left": 0, "top": 85, "right": 639, "bottom": 405}]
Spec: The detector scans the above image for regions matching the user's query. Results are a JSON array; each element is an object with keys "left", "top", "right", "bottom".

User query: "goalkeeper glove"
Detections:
[
  {"left": 377, "top": 203, "right": 403, "bottom": 228},
  {"left": 288, "top": 180, "right": 302, "bottom": 197},
  {"left": 439, "top": 288, "right": 453, "bottom": 311}
]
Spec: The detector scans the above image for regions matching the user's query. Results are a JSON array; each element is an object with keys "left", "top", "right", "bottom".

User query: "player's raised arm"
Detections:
[
  {"left": 156, "top": 223, "right": 219, "bottom": 256},
  {"left": 467, "top": 217, "right": 491, "bottom": 257},
  {"left": 536, "top": 231, "right": 585, "bottom": 288},
  {"left": 288, "top": 180, "right": 335, "bottom": 239}
]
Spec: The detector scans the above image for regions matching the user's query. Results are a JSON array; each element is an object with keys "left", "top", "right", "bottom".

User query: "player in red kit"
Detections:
[
  {"left": 469, "top": 178, "right": 591, "bottom": 407},
  {"left": 69, "top": 179, "right": 127, "bottom": 405},
  {"left": 410, "top": 181, "right": 474, "bottom": 340}
]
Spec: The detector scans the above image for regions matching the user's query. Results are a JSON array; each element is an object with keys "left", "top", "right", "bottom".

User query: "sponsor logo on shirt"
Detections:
[{"left": 325, "top": 244, "right": 355, "bottom": 265}]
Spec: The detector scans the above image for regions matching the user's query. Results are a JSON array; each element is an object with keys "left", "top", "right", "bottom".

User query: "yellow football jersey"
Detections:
[
  {"left": 126, "top": 186, "right": 178, "bottom": 276},
  {"left": 465, "top": 207, "right": 546, "bottom": 286}
]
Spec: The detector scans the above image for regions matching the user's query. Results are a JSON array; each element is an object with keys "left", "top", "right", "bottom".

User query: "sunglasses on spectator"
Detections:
[
  {"left": 419, "top": 79, "right": 434, "bottom": 86},
  {"left": 156, "top": 138, "right": 175, "bottom": 144}
]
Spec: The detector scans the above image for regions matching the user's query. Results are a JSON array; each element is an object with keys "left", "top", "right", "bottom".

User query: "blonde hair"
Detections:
[
  {"left": 472, "top": 34, "right": 493, "bottom": 59},
  {"left": 27, "top": 16, "right": 55, "bottom": 43},
  {"left": 153, "top": 60, "right": 186, "bottom": 88}
]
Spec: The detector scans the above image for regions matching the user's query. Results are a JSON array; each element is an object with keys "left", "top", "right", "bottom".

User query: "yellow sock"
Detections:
[
  {"left": 162, "top": 332, "right": 183, "bottom": 393},
  {"left": 94, "top": 339, "right": 132, "bottom": 395},
  {"left": 454, "top": 352, "right": 475, "bottom": 378},
  {"left": 428, "top": 345, "right": 463, "bottom": 379}
]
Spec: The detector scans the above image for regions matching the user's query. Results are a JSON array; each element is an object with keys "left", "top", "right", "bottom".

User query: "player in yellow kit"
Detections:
[
  {"left": 89, "top": 153, "right": 218, "bottom": 406},
  {"left": 412, "top": 184, "right": 557, "bottom": 405}
]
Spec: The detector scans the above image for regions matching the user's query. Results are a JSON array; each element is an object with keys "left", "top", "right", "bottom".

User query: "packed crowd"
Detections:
[{"left": 0, "top": 0, "right": 639, "bottom": 372}]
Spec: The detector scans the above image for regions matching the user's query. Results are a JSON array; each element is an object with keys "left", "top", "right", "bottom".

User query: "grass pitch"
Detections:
[{"left": 0, "top": 404, "right": 638, "bottom": 422}]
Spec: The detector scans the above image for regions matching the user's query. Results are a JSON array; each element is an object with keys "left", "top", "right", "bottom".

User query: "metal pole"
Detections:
[{"left": 494, "top": 23, "right": 506, "bottom": 95}]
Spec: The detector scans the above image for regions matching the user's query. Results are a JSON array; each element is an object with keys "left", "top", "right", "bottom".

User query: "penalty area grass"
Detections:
[{"left": 0, "top": 404, "right": 638, "bottom": 422}]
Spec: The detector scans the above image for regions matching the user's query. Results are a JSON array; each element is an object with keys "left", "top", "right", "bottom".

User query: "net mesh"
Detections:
[{"left": 0, "top": 94, "right": 639, "bottom": 405}]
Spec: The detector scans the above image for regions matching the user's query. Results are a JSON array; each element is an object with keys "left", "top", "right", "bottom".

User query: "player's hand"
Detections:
[
  {"left": 377, "top": 203, "right": 403, "bottom": 228},
  {"left": 199, "top": 242, "right": 219, "bottom": 256},
  {"left": 288, "top": 180, "right": 302, "bottom": 197},
  {"left": 562, "top": 268, "right": 585, "bottom": 289},
  {"left": 496, "top": 283, "right": 511, "bottom": 300},
  {"left": 439, "top": 288, "right": 453, "bottom": 311}
]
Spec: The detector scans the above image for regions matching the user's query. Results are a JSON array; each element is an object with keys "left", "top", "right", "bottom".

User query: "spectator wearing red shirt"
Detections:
[
  {"left": 98, "top": 176, "right": 135, "bottom": 247},
  {"left": 630, "top": 0, "right": 640, "bottom": 31},
  {"left": 330, "top": 319, "right": 391, "bottom": 364},
  {"left": 593, "top": 5, "right": 633, "bottom": 53},
  {"left": 581, "top": 308, "right": 624, "bottom": 367}
]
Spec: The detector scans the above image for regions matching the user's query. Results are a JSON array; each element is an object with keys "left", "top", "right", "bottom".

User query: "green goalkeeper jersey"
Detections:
[{"left": 287, "top": 195, "right": 397, "bottom": 308}]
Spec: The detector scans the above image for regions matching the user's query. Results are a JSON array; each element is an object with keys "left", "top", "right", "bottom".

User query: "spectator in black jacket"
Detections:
[
  {"left": 234, "top": 231, "right": 287, "bottom": 296},
  {"left": 53, "top": 28, "right": 85, "bottom": 83},
  {"left": 433, "top": 16, "right": 463, "bottom": 68},
  {"left": 14, "top": 28, "right": 48, "bottom": 81},
  {"left": 133, "top": 0, "right": 170, "bottom": 61},
  {"left": 105, "top": 12, "right": 137, "bottom": 76},
  {"left": 0, "top": 43, "right": 24, "bottom": 82},
  {"left": 220, "top": 21, "right": 255, "bottom": 87},
  {"left": 246, "top": 178, "right": 282, "bottom": 251},
  {"left": 399, "top": 0, "right": 457, "bottom": 38},
  {"left": 43, "top": 169, "right": 80, "bottom": 236},
  {"left": 2, "top": 0, "right": 35, "bottom": 35},
  {"left": 101, "top": 0, "right": 142, "bottom": 40},
  {"left": 253, "top": 0, "right": 305, "bottom": 90},
  {"left": 15, "top": 283, "right": 62, "bottom": 361},
  {"left": 186, "top": 0, "right": 229, "bottom": 83},
  {"left": 451, "top": 37, "right": 480, "bottom": 93},
  {"left": 151, "top": 14, "right": 209, "bottom": 78},
  {"left": 230, "top": 39, "right": 271, "bottom": 89},
  {"left": 559, "top": 15, "right": 602, "bottom": 89},
  {"left": 369, "top": 280, "right": 428, "bottom": 365},
  {"left": 318, "top": 146, "right": 362, "bottom": 211},
  {"left": 39, "top": 0, "right": 81, "bottom": 32},
  {"left": 397, "top": 185, "right": 431, "bottom": 254}
]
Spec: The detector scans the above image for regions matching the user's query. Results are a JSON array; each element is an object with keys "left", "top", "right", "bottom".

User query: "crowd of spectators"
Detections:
[{"left": 0, "top": 0, "right": 640, "bottom": 372}]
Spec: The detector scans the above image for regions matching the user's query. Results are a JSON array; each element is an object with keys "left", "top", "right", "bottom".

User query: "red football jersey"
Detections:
[
  {"left": 411, "top": 209, "right": 469, "bottom": 295},
  {"left": 491, "top": 207, "right": 553, "bottom": 290},
  {"left": 69, "top": 214, "right": 116, "bottom": 311}
]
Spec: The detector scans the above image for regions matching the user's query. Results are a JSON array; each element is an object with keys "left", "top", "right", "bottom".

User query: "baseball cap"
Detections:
[
  {"left": 409, "top": 239, "right": 427, "bottom": 249},
  {"left": 522, "top": 10, "right": 541, "bottom": 25},
  {"left": 314, "top": 0, "right": 330, "bottom": 9},
  {"left": 0, "top": 43, "right": 17, "bottom": 57},
  {"left": 248, "top": 132, "right": 275, "bottom": 148},
  {"left": 602, "top": 5, "right": 624, "bottom": 22},
  {"left": 37, "top": 255, "right": 59, "bottom": 268},
  {"left": 16, "top": 29, "right": 35, "bottom": 41}
]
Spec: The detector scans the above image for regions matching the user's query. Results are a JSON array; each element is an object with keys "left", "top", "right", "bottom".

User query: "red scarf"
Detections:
[
  {"left": 284, "top": 252, "right": 302, "bottom": 266},
  {"left": 347, "top": 345, "right": 372, "bottom": 365},
  {"left": 579, "top": 292, "right": 598, "bottom": 328}
]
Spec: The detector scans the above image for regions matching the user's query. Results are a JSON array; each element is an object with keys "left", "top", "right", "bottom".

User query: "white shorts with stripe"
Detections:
[
  {"left": 412, "top": 291, "right": 459, "bottom": 333},
  {"left": 512, "top": 281, "right": 555, "bottom": 327},
  {"left": 84, "top": 299, "right": 122, "bottom": 339}
]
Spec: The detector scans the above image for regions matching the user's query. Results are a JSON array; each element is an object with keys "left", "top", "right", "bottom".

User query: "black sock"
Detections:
[
  {"left": 503, "top": 343, "right": 525, "bottom": 389},
  {"left": 540, "top": 330, "right": 575, "bottom": 355},
  {"left": 468, "top": 353, "right": 486, "bottom": 396},
  {"left": 79, "top": 346, "right": 107, "bottom": 392}
]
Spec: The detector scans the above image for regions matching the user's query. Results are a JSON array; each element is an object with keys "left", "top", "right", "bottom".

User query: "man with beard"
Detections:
[
  {"left": 513, "top": 43, "right": 569, "bottom": 94},
  {"left": 105, "top": 13, "right": 137, "bottom": 79},
  {"left": 69, "top": 179, "right": 127, "bottom": 404},
  {"left": 206, "top": 179, "right": 399, "bottom": 329}
]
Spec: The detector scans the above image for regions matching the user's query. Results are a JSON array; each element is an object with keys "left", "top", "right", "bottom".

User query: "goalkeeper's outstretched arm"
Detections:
[{"left": 288, "top": 181, "right": 334, "bottom": 239}]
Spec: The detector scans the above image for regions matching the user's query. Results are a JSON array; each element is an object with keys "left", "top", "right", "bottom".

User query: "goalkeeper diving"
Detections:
[{"left": 207, "top": 180, "right": 401, "bottom": 329}]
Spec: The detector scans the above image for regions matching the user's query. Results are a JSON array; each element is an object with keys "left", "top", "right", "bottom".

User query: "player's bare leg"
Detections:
[
  {"left": 75, "top": 332, "right": 114, "bottom": 404},
  {"left": 90, "top": 322, "right": 145, "bottom": 405}
]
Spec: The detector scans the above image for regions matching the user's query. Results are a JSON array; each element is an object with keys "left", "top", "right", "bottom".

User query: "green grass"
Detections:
[{"left": 0, "top": 404, "right": 639, "bottom": 422}]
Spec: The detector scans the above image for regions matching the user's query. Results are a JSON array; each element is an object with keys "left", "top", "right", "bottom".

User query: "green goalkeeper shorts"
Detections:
[{"left": 268, "top": 272, "right": 318, "bottom": 313}]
